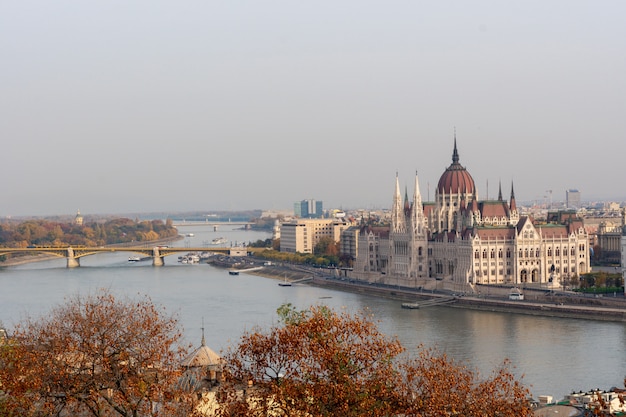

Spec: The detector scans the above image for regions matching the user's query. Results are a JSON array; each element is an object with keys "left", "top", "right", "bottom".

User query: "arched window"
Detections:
[
  {"left": 547, "top": 247, "right": 552, "bottom": 256},
  {"left": 555, "top": 247, "right": 560, "bottom": 256},
  {"left": 498, "top": 249, "right": 503, "bottom": 258}
]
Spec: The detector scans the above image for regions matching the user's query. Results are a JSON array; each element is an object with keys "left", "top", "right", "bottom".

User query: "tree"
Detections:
[
  {"left": 0, "top": 289, "right": 196, "bottom": 417},
  {"left": 313, "top": 237, "right": 338, "bottom": 257},
  {"left": 215, "top": 304, "right": 533, "bottom": 417}
]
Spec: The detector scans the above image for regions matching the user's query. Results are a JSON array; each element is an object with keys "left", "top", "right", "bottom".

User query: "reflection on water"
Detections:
[{"left": 1, "top": 223, "right": 625, "bottom": 400}]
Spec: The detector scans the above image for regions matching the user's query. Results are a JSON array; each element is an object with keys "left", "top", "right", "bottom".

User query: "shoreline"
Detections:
[{"left": 244, "top": 263, "right": 626, "bottom": 323}]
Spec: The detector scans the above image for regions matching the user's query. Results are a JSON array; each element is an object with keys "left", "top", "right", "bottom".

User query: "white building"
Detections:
[
  {"left": 280, "top": 218, "right": 351, "bottom": 254},
  {"left": 349, "top": 138, "right": 590, "bottom": 291}
]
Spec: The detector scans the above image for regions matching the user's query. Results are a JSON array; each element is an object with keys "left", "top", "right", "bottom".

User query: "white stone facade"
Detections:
[{"left": 348, "top": 140, "right": 590, "bottom": 291}]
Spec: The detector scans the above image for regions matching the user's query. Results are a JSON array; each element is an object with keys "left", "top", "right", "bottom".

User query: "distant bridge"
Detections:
[
  {"left": 0, "top": 246, "right": 262, "bottom": 268},
  {"left": 172, "top": 221, "right": 252, "bottom": 227}
]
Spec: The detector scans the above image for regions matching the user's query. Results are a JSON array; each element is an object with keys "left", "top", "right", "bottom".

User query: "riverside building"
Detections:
[
  {"left": 350, "top": 139, "right": 590, "bottom": 291},
  {"left": 280, "top": 218, "right": 351, "bottom": 254}
]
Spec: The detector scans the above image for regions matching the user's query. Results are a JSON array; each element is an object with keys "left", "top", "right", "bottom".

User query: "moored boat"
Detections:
[{"left": 508, "top": 287, "right": 524, "bottom": 300}]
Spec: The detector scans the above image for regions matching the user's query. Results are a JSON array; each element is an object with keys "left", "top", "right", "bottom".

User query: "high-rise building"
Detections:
[
  {"left": 294, "top": 199, "right": 323, "bottom": 218},
  {"left": 566, "top": 189, "right": 581, "bottom": 209}
]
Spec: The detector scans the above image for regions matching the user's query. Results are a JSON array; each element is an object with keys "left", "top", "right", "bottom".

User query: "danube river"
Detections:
[{"left": 1, "top": 223, "right": 625, "bottom": 401}]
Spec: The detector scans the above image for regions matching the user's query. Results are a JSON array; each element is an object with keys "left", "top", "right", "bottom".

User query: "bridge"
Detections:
[
  {"left": 172, "top": 221, "right": 252, "bottom": 227},
  {"left": 0, "top": 246, "right": 259, "bottom": 268}
]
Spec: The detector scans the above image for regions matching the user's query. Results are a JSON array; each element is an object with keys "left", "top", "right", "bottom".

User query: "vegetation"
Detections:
[
  {"left": 576, "top": 272, "right": 624, "bottom": 294},
  {"left": 215, "top": 304, "right": 533, "bottom": 417},
  {"left": 250, "top": 237, "right": 343, "bottom": 268},
  {"left": 0, "top": 289, "right": 196, "bottom": 417},
  {"left": 0, "top": 218, "right": 178, "bottom": 252},
  {"left": 253, "top": 248, "right": 340, "bottom": 268}
]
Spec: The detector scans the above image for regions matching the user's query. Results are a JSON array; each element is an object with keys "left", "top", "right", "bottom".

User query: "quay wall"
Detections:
[{"left": 244, "top": 263, "right": 626, "bottom": 323}]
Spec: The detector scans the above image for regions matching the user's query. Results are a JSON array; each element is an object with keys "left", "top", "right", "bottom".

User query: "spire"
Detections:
[
  {"left": 201, "top": 317, "right": 206, "bottom": 346},
  {"left": 413, "top": 170, "right": 423, "bottom": 207},
  {"left": 452, "top": 130, "right": 459, "bottom": 164},
  {"left": 392, "top": 173, "right": 405, "bottom": 232},
  {"left": 510, "top": 182, "right": 517, "bottom": 211},
  {"left": 404, "top": 186, "right": 410, "bottom": 211},
  {"left": 412, "top": 171, "right": 425, "bottom": 235},
  {"left": 498, "top": 180, "right": 503, "bottom": 201}
]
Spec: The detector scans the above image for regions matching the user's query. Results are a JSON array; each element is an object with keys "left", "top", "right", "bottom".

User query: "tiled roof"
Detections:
[
  {"left": 479, "top": 200, "right": 510, "bottom": 218},
  {"left": 436, "top": 141, "right": 475, "bottom": 195},
  {"left": 474, "top": 227, "right": 516, "bottom": 240}
]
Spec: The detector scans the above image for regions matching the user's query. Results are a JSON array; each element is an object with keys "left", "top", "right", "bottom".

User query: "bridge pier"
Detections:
[
  {"left": 66, "top": 248, "right": 80, "bottom": 268},
  {"left": 152, "top": 248, "right": 164, "bottom": 266}
]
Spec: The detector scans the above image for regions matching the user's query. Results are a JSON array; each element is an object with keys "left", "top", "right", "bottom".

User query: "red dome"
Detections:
[{"left": 436, "top": 141, "right": 475, "bottom": 195}]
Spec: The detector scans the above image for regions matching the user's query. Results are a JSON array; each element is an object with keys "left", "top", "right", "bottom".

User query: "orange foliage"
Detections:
[
  {"left": 215, "top": 304, "right": 533, "bottom": 417},
  {"left": 0, "top": 289, "right": 196, "bottom": 417}
]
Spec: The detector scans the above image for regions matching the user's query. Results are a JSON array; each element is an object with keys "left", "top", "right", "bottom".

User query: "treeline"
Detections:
[
  {"left": 252, "top": 237, "right": 350, "bottom": 268},
  {"left": 0, "top": 218, "right": 179, "bottom": 248}
]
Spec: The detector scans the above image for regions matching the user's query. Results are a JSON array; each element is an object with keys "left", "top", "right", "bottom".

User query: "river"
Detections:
[{"left": 1, "top": 222, "right": 625, "bottom": 401}]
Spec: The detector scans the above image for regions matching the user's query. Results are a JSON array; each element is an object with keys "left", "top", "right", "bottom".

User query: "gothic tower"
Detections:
[{"left": 389, "top": 173, "right": 428, "bottom": 279}]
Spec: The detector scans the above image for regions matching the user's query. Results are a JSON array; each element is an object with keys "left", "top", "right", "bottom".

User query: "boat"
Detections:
[
  {"left": 278, "top": 277, "right": 292, "bottom": 287},
  {"left": 185, "top": 233, "right": 195, "bottom": 237},
  {"left": 211, "top": 237, "right": 228, "bottom": 245},
  {"left": 178, "top": 253, "right": 200, "bottom": 264},
  {"left": 228, "top": 270, "right": 239, "bottom": 276},
  {"left": 401, "top": 302, "right": 419, "bottom": 309},
  {"left": 535, "top": 388, "right": 626, "bottom": 416},
  {"left": 128, "top": 256, "right": 141, "bottom": 262},
  {"left": 508, "top": 287, "right": 524, "bottom": 300}
]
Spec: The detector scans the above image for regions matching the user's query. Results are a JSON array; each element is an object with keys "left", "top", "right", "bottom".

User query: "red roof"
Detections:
[{"left": 436, "top": 141, "right": 475, "bottom": 195}]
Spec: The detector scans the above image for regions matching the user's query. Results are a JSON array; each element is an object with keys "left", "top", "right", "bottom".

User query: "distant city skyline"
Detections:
[{"left": 2, "top": 1, "right": 625, "bottom": 217}]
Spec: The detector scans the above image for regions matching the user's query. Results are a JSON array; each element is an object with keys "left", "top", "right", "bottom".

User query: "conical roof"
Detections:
[{"left": 181, "top": 329, "right": 222, "bottom": 369}]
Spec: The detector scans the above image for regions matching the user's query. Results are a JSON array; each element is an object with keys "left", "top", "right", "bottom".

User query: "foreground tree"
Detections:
[
  {"left": 215, "top": 304, "right": 533, "bottom": 417},
  {"left": 0, "top": 289, "right": 195, "bottom": 417}
]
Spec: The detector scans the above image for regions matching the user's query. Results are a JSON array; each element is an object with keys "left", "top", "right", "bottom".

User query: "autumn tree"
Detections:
[
  {"left": 396, "top": 350, "right": 531, "bottom": 416},
  {"left": 0, "top": 289, "right": 196, "bottom": 417},
  {"left": 215, "top": 304, "right": 533, "bottom": 417},
  {"left": 215, "top": 304, "right": 405, "bottom": 417},
  {"left": 313, "top": 236, "right": 338, "bottom": 257}
]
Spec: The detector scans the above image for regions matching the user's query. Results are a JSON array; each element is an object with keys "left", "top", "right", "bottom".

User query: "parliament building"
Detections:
[{"left": 350, "top": 139, "right": 590, "bottom": 291}]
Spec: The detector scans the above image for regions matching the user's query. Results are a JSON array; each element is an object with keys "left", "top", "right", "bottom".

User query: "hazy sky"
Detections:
[{"left": 2, "top": 1, "right": 625, "bottom": 217}]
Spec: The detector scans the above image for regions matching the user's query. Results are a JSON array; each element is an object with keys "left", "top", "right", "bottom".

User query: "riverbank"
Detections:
[{"left": 240, "top": 262, "right": 626, "bottom": 323}]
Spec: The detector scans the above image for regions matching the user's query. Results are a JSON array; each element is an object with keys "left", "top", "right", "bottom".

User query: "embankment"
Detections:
[{"left": 245, "top": 263, "right": 626, "bottom": 323}]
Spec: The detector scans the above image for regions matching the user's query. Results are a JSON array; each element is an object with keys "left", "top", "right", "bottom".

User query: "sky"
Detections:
[{"left": 2, "top": 1, "right": 625, "bottom": 217}]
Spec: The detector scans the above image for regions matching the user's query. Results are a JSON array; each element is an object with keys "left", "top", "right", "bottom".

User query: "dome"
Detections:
[{"left": 436, "top": 140, "right": 475, "bottom": 195}]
